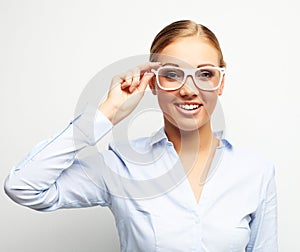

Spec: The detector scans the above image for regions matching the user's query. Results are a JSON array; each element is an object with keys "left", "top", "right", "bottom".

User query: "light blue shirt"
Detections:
[{"left": 4, "top": 105, "right": 278, "bottom": 252}]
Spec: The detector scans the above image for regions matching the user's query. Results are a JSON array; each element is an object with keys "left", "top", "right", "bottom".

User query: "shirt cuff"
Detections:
[{"left": 72, "top": 103, "right": 113, "bottom": 145}]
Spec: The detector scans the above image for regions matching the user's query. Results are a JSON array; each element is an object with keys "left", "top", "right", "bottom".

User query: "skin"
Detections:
[
  {"left": 149, "top": 36, "right": 224, "bottom": 153},
  {"left": 98, "top": 35, "right": 225, "bottom": 203}
]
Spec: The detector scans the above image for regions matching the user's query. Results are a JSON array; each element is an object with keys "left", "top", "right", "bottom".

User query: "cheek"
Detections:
[
  {"left": 156, "top": 91, "right": 175, "bottom": 110},
  {"left": 201, "top": 92, "right": 218, "bottom": 115}
]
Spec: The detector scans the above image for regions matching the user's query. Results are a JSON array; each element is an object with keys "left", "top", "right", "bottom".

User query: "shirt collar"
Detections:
[
  {"left": 150, "top": 127, "right": 232, "bottom": 149},
  {"left": 149, "top": 127, "right": 168, "bottom": 146}
]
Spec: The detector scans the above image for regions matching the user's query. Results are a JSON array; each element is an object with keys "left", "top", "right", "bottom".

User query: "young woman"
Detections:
[{"left": 4, "top": 20, "right": 277, "bottom": 251}]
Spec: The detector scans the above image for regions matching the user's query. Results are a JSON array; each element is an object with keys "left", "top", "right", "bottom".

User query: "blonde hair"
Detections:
[{"left": 150, "top": 20, "right": 226, "bottom": 68}]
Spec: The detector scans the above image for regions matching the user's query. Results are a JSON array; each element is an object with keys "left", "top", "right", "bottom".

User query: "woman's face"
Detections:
[{"left": 151, "top": 36, "right": 224, "bottom": 132}]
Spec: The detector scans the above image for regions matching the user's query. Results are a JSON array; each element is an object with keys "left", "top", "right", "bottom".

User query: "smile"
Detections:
[{"left": 175, "top": 103, "right": 202, "bottom": 111}]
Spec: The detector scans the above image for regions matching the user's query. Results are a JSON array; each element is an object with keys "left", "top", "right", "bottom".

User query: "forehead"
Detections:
[{"left": 158, "top": 36, "right": 220, "bottom": 68}]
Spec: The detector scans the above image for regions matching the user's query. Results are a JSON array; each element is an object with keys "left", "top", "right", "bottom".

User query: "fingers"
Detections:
[
  {"left": 138, "top": 61, "right": 161, "bottom": 73},
  {"left": 129, "top": 67, "right": 140, "bottom": 92},
  {"left": 126, "top": 72, "right": 143, "bottom": 92},
  {"left": 119, "top": 62, "right": 161, "bottom": 93},
  {"left": 138, "top": 72, "right": 155, "bottom": 91}
]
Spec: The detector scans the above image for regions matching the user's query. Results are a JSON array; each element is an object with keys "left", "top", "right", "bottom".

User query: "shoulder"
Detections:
[
  {"left": 108, "top": 127, "right": 167, "bottom": 157},
  {"left": 222, "top": 139, "right": 275, "bottom": 181},
  {"left": 216, "top": 139, "right": 276, "bottom": 203},
  {"left": 109, "top": 136, "right": 153, "bottom": 154}
]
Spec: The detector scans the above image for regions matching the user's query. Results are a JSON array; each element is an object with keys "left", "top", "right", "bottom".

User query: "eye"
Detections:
[
  {"left": 196, "top": 69, "right": 214, "bottom": 80},
  {"left": 166, "top": 71, "right": 178, "bottom": 79},
  {"left": 159, "top": 68, "right": 183, "bottom": 81}
]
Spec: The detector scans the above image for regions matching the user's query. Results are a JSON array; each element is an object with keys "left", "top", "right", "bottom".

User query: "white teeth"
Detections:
[{"left": 178, "top": 104, "right": 200, "bottom": 110}]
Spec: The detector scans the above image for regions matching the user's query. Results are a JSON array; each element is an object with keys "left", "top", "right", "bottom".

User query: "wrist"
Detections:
[{"left": 97, "top": 100, "right": 119, "bottom": 124}]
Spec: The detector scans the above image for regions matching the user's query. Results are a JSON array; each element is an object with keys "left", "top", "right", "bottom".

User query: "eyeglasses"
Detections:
[{"left": 151, "top": 66, "right": 226, "bottom": 91}]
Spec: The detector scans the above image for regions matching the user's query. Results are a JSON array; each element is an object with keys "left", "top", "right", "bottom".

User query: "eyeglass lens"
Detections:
[{"left": 157, "top": 67, "right": 222, "bottom": 90}]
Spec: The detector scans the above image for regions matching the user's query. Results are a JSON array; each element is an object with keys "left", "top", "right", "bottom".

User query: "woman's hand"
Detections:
[{"left": 98, "top": 62, "right": 160, "bottom": 125}]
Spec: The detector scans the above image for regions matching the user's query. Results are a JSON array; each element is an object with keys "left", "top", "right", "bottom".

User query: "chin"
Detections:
[
  {"left": 165, "top": 116, "right": 210, "bottom": 133},
  {"left": 178, "top": 123, "right": 208, "bottom": 133}
]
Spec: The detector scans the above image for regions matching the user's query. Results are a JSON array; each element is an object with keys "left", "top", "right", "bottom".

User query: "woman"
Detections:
[{"left": 4, "top": 20, "right": 277, "bottom": 251}]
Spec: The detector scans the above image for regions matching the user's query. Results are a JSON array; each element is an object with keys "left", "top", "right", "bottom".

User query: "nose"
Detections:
[{"left": 179, "top": 75, "right": 199, "bottom": 97}]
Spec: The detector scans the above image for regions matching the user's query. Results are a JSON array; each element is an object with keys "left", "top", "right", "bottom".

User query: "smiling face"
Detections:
[{"left": 150, "top": 35, "right": 225, "bottom": 133}]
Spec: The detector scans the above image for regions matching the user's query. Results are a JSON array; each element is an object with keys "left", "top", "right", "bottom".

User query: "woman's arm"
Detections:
[
  {"left": 246, "top": 165, "right": 278, "bottom": 251},
  {"left": 4, "top": 104, "right": 113, "bottom": 211},
  {"left": 4, "top": 62, "right": 159, "bottom": 211}
]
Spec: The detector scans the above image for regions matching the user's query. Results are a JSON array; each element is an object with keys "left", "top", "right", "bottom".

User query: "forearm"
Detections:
[{"left": 4, "top": 104, "right": 113, "bottom": 210}]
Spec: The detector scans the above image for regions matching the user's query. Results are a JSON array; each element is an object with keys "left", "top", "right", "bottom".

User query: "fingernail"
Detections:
[
  {"left": 150, "top": 61, "right": 161, "bottom": 66},
  {"left": 144, "top": 72, "right": 153, "bottom": 76}
]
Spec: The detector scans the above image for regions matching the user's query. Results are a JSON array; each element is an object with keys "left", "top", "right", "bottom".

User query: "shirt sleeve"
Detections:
[
  {"left": 4, "top": 104, "right": 114, "bottom": 211},
  {"left": 246, "top": 164, "right": 278, "bottom": 251}
]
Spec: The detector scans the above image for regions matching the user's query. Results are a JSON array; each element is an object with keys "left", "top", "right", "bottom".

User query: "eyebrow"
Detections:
[{"left": 162, "top": 63, "right": 217, "bottom": 68}]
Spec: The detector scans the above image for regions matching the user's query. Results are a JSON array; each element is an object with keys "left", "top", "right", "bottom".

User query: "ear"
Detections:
[
  {"left": 149, "top": 76, "right": 157, "bottom": 95},
  {"left": 217, "top": 74, "right": 225, "bottom": 96}
]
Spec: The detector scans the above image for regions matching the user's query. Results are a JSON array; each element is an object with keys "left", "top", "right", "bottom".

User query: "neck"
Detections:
[{"left": 164, "top": 121, "right": 215, "bottom": 155}]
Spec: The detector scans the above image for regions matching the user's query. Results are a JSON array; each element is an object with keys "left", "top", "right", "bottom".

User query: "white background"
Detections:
[{"left": 1, "top": 0, "right": 299, "bottom": 251}]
